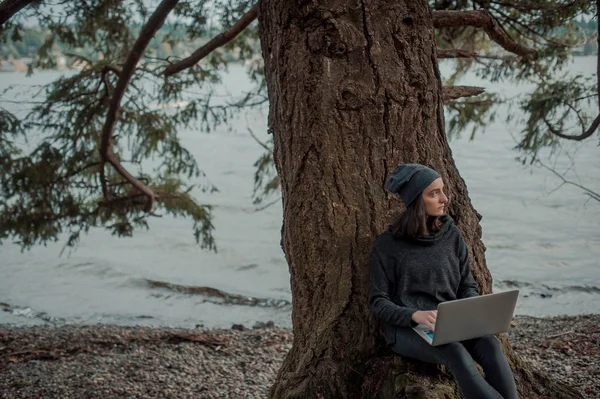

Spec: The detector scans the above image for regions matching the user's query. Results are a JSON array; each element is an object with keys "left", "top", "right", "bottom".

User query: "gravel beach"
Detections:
[{"left": 1, "top": 315, "right": 598, "bottom": 398}]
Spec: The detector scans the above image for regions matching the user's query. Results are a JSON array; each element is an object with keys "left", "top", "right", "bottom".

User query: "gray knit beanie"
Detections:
[{"left": 385, "top": 164, "right": 441, "bottom": 206}]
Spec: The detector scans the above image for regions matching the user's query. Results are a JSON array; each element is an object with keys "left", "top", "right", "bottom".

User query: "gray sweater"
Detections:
[{"left": 369, "top": 216, "right": 479, "bottom": 345}]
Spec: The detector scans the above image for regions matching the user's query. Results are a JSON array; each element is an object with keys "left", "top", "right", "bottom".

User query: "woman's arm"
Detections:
[
  {"left": 369, "top": 249, "right": 418, "bottom": 327},
  {"left": 457, "top": 235, "right": 479, "bottom": 299}
]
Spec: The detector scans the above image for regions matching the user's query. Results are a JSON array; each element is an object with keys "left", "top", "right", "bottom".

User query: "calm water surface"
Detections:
[{"left": 0, "top": 58, "right": 598, "bottom": 328}]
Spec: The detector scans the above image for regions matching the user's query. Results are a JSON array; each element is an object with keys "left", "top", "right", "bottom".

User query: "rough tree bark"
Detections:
[{"left": 258, "top": 0, "right": 582, "bottom": 398}]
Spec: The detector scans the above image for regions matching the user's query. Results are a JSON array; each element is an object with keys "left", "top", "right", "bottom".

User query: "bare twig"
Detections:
[
  {"left": 99, "top": 0, "right": 180, "bottom": 212},
  {"left": 163, "top": 3, "right": 258, "bottom": 77},
  {"left": 254, "top": 196, "right": 281, "bottom": 212},
  {"left": 433, "top": 10, "right": 535, "bottom": 58},
  {"left": 546, "top": 330, "right": 575, "bottom": 339},
  {"left": 442, "top": 85, "right": 486, "bottom": 102},
  {"left": 54, "top": 162, "right": 102, "bottom": 183},
  {"left": 565, "top": 103, "right": 587, "bottom": 129},
  {"left": 0, "top": 0, "right": 35, "bottom": 28},
  {"left": 538, "top": 161, "right": 600, "bottom": 202},
  {"left": 246, "top": 116, "right": 271, "bottom": 152}
]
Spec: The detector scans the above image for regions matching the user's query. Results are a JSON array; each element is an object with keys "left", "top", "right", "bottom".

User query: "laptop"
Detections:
[{"left": 412, "top": 289, "right": 519, "bottom": 346}]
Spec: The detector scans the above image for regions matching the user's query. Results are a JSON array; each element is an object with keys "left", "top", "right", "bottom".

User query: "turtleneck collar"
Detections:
[{"left": 391, "top": 215, "right": 454, "bottom": 247}]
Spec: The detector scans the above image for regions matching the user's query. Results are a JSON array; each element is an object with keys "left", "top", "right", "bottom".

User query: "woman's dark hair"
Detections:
[{"left": 391, "top": 196, "right": 442, "bottom": 239}]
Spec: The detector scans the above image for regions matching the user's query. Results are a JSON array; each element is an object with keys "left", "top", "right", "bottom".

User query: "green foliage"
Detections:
[
  {"left": 434, "top": 0, "right": 598, "bottom": 162},
  {"left": 517, "top": 75, "right": 596, "bottom": 161},
  {"left": 0, "top": 0, "right": 597, "bottom": 249},
  {"left": 247, "top": 0, "right": 600, "bottom": 204},
  {"left": 152, "top": 176, "right": 216, "bottom": 249},
  {"left": 0, "top": 0, "right": 261, "bottom": 250},
  {"left": 445, "top": 93, "right": 499, "bottom": 141}
]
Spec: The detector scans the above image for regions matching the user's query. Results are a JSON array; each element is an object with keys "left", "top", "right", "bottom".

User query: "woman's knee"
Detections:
[
  {"left": 472, "top": 335, "right": 508, "bottom": 362},
  {"left": 442, "top": 342, "right": 469, "bottom": 355},
  {"left": 476, "top": 335, "right": 504, "bottom": 353},
  {"left": 439, "top": 342, "right": 473, "bottom": 367}
]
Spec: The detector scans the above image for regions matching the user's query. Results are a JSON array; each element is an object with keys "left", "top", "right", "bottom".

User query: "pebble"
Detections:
[{"left": 0, "top": 315, "right": 597, "bottom": 398}]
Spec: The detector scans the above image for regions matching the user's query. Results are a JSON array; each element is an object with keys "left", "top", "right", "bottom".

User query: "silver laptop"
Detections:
[{"left": 412, "top": 290, "right": 519, "bottom": 346}]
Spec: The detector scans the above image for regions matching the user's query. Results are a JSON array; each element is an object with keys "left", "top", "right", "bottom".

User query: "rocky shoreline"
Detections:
[{"left": 1, "top": 314, "right": 598, "bottom": 398}]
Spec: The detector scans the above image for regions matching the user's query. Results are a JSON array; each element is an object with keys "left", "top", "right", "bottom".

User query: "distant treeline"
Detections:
[
  {"left": 0, "top": 18, "right": 597, "bottom": 62},
  {"left": 0, "top": 23, "right": 233, "bottom": 63},
  {"left": 572, "top": 18, "right": 598, "bottom": 56}
]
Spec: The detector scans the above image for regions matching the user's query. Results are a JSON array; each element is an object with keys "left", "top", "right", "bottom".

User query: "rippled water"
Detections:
[{"left": 1, "top": 57, "right": 598, "bottom": 328}]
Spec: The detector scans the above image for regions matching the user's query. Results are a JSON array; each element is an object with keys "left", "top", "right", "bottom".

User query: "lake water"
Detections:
[{"left": 1, "top": 57, "right": 599, "bottom": 328}]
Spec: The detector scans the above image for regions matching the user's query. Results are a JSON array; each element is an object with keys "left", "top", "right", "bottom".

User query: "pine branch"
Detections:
[
  {"left": 163, "top": 3, "right": 258, "bottom": 77},
  {"left": 488, "top": 4, "right": 588, "bottom": 48},
  {"left": 0, "top": 0, "right": 36, "bottom": 27},
  {"left": 99, "top": 0, "right": 180, "bottom": 212},
  {"left": 433, "top": 10, "right": 535, "bottom": 58},
  {"left": 540, "top": 2, "right": 599, "bottom": 142},
  {"left": 485, "top": 0, "right": 589, "bottom": 13},
  {"left": 442, "top": 85, "right": 486, "bottom": 102},
  {"left": 542, "top": 114, "right": 600, "bottom": 141}
]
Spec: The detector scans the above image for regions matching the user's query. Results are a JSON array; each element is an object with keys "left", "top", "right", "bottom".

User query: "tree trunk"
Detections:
[{"left": 258, "top": 1, "right": 581, "bottom": 398}]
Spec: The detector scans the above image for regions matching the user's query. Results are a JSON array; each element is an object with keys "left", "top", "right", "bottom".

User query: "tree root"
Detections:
[{"left": 361, "top": 348, "right": 584, "bottom": 399}]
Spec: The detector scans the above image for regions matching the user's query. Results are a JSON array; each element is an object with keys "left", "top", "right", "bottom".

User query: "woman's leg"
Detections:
[
  {"left": 391, "top": 328, "right": 503, "bottom": 399},
  {"left": 462, "top": 335, "right": 519, "bottom": 399}
]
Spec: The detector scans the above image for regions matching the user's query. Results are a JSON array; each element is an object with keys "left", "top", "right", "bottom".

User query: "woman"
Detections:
[{"left": 369, "top": 163, "right": 518, "bottom": 399}]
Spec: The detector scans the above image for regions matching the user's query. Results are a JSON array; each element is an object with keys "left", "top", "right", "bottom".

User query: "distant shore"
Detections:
[
  {"left": 0, "top": 314, "right": 598, "bottom": 398},
  {"left": 1, "top": 53, "right": 596, "bottom": 73}
]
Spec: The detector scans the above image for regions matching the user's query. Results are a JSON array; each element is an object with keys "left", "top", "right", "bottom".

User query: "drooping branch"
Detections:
[
  {"left": 99, "top": 0, "right": 180, "bottom": 212},
  {"left": 542, "top": 113, "right": 600, "bottom": 141},
  {"left": 433, "top": 10, "right": 535, "bottom": 58},
  {"left": 0, "top": 0, "right": 35, "bottom": 28},
  {"left": 163, "top": 3, "right": 258, "bottom": 77},
  {"left": 540, "top": 2, "right": 599, "bottom": 142},
  {"left": 487, "top": 4, "right": 588, "bottom": 49},
  {"left": 442, "top": 85, "right": 485, "bottom": 102}
]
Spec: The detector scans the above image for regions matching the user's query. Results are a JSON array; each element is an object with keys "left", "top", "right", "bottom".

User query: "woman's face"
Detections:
[{"left": 422, "top": 178, "right": 449, "bottom": 217}]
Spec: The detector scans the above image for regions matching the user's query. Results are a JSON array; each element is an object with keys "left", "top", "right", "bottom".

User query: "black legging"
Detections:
[{"left": 391, "top": 328, "right": 519, "bottom": 399}]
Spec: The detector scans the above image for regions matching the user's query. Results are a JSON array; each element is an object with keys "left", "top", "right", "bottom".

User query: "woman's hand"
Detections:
[{"left": 411, "top": 310, "right": 437, "bottom": 331}]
